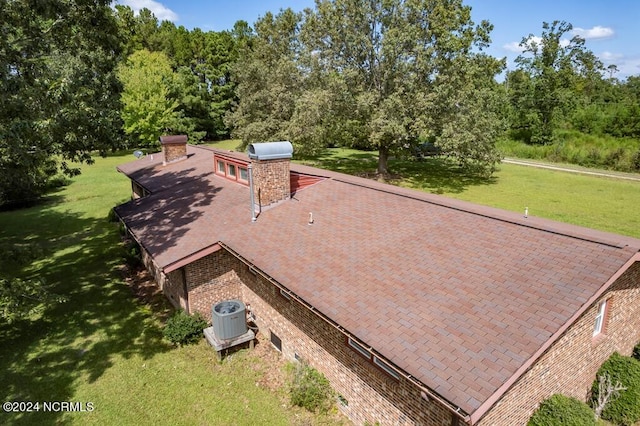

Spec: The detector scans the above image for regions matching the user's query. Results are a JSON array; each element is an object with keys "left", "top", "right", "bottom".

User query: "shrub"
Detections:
[
  {"left": 591, "top": 352, "right": 640, "bottom": 425},
  {"left": 163, "top": 310, "right": 208, "bottom": 346},
  {"left": 0, "top": 242, "right": 44, "bottom": 266},
  {"left": 632, "top": 149, "right": 640, "bottom": 172},
  {"left": 528, "top": 394, "right": 597, "bottom": 426},
  {"left": 287, "top": 362, "right": 334, "bottom": 413},
  {"left": 633, "top": 342, "right": 640, "bottom": 361},
  {"left": 122, "top": 240, "right": 141, "bottom": 268}
]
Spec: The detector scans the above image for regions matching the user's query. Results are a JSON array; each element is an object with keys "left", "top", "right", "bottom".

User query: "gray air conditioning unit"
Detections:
[{"left": 212, "top": 300, "right": 247, "bottom": 340}]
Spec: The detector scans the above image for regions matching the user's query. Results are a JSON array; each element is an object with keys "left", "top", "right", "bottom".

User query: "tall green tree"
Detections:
[
  {"left": 226, "top": 9, "right": 305, "bottom": 148},
  {"left": 228, "top": 0, "right": 504, "bottom": 174},
  {"left": 113, "top": 6, "right": 240, "bottom": 140},
  {"left": 308, "top": 0, "right": 505, "bottom": 173},
  {"left": 118, "top": 50, "right": 182, "bottom": 148},
  {"left": 511, "top": 21, "right": 603, "bottom": 144},
  {"left": 0, "top": 0, "right": 123, "bottom": 207}
]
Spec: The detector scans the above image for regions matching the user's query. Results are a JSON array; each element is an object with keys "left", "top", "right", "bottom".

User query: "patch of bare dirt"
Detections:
[
  {"left": 122, "top": 265, "right": 172, "bottom": 320},
  {"left": 356, "top": 171, "right": 403, "bottom": 183},
  {"left": 246, "top": 332, "right": 287, "bottom": 392}
]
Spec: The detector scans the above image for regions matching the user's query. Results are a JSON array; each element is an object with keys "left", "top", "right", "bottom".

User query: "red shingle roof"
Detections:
[{"left": 115, "top": 145, "right": 640, "bottom": 417}]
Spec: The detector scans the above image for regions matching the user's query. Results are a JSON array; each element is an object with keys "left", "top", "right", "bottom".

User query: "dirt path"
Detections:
[{"left": 502, "top": 158, "right": 640, "bottom": 182}]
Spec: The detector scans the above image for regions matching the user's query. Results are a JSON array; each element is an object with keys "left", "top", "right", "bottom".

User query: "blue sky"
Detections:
[{"left": 115, "top": 0, "right": 640, "bottom": 79}]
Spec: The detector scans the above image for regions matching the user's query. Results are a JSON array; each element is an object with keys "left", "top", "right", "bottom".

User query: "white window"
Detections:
[
  {"left": 239, "top": 167, "right": 248, "bottom": 182},
  {"left": 373, "top": 356, "right": 400, "bottom": 380},
  {"left": 216, "top": 160, "right": 225, "bottom": 174},
  {"left": 347, "top": 337, "right": 370, "bottom": 359},
  {"left": 593, "top": 300, "right": 608, "bottom": 336}
]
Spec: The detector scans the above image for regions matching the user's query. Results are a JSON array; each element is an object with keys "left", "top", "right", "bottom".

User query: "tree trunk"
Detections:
[{"left": 377, "top": 144, "right": 389, "bottom": 175}]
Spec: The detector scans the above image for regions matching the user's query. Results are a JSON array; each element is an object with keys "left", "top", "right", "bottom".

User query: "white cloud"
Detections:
[
  {"left": 598, "top": 52, "right": 640, "bottom": 79},
  {"left": 503, "top": 41, "right": 522, "bottom": 53},
  {"left": 600, "top": 51, "right": 623, "bottom": 61},
  {"left": 503, "top": 36, "right": 570, "bottom": 53},
  {"left": 614, "top": 58, "right": 640, "bottom": 79},
  {"left": 572, "top": 26, "right": 614, "bottom": 40},
  {"left": 119, "top": 0, "right": 178, "bottom": 22}
]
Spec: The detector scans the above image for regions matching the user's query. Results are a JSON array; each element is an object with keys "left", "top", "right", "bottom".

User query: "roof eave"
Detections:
[{"left": 469, "top": 251, "right": 640, "bottom": 425}]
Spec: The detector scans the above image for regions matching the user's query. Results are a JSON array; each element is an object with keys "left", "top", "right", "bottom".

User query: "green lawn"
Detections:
[
  {"left": 2, "top": 143, "right": 639, "bottom": 425},
  {"left": 0, "top": 153, "right": 344, "bottom": 425},
  {"left": 442, "top": 162, "right": 640, "bottom": 238}
]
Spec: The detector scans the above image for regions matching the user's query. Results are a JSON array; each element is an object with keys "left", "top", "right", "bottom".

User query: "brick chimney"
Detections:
[
  {"left": 248, "top": 142, "right": 293, "bottom": 209},
  {"left": 160, "top": 135, "right": 188, "bottom": 165}
]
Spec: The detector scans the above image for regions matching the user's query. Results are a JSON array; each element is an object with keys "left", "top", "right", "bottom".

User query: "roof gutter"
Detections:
[
  {"left": 218, "top": 241, "right": 471, "bottom": 424},
  {"left": 163, "top": 243, "right": 222, "bottom": 274},
  {"left": 469, "top": 251, "right": 640, "bottom": 425}
]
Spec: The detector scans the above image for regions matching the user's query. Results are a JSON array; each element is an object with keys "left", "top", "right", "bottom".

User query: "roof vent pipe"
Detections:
[{"left": 248, "top": 163, "right": 257, "bottom": 222}]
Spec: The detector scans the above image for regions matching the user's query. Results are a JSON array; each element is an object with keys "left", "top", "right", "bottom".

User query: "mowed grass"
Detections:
[
  {"left": 442, "top": 163, "right": 640, "bottom": 238},
  {"left": 0, "top": 152, "right": 341, "bottom": 426}
]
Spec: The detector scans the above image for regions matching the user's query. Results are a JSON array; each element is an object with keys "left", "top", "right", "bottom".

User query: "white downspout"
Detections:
[{"left": 248, "top": 163, "right": 257, "bottom": 222}]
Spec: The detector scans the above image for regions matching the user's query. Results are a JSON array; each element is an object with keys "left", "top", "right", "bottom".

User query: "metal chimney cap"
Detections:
[
  {"left": 159, "top": 135, "right": 188, "bottom": 145},
  {"left": 248, "top": 141, "right": 293, "bottom": 160}
]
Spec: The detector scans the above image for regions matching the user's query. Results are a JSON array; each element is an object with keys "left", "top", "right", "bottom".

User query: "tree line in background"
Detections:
[{"left": 2, "top": 0, "right": 640, "bottom": 208}]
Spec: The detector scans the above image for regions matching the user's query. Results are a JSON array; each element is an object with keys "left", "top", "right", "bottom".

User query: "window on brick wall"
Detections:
[
  {"left": 373, "top": 355, "right": 400, "bottom": 380},
  {"left": 214, "top": 157, "right": 249, "bottom": 186},
  {"left": 270, "top": 331, "right": 282, "bottom": 352},
  {"left": 279, "top": 288, "right": 292, "bottom": 300},
  {"left": 593, "top": 299, "right": 609, "bottom": 336},
  {"left": 347, "top": 337, "right": 370, "bottom": 359},
  {"left": 347, "top": 337, "right": 400, "bottom": 380}
]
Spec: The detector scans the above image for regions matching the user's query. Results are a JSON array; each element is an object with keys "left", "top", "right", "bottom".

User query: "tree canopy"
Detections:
[
  {"left": 507, "top": 21, "right": 605, "bottom": 144},
  {"left": 0, "top": 0, "right": 124, "bottom": 207},
  {"left": 2, "top": 1, "right": 639, "bottom": 209},
  {"left": 227, "top": 0, "right": 505, "bottom": 175},
  {"left": 118, "top": 50, "right": 182, "bottom": 148}
]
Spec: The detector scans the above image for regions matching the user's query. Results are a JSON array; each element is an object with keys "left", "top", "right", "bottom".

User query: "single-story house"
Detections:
[{"left": 114, "top": 136, "right": 640, "bottom": 425}]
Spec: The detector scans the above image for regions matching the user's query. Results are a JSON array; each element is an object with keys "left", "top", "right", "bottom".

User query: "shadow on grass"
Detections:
[
  {"left": 298, "top": 149, "right": 379, "bottom": 176},
  {"left": 389, "top": 157, "right": 498, "bottom": 194},
  {"left": 299, "top": 148, "right": 498, "bottom": 194},
  {"left": 0, "top": 201, "right": 171, "bottom": 424}
]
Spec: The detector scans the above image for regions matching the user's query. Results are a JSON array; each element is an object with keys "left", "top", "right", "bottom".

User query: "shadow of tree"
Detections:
[
  {"left": 115, "top": 168, "right": 221, "bottom": 260},
  {"left": 298, "top": 148, "right": 497, "bottom": 194},
  {"left": 389, "top": 157, "right": 498, "bottom": 194},
  {"left": 0, "top": 200, "right": 171, "bottom": 424}
]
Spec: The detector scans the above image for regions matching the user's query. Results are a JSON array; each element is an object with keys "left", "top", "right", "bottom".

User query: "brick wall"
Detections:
[
  {"left": 251, "top": 158, "right": 290, "bottom": 208},
  {"left": 165, "top": 269, "right": 187, "bottom": 311},
  {"left": 477, "top": 261, "right": 640, "bottom": 426},
  {"left": 179, "top": 248, "right": 457, "bottom": 425},
  {"left": 160, "top": 135, "right": 188, "bottom": 165},
  {"left": 185, "top": 250, "right": 243, "bottom": 323},
  {"left": 140, "top": 248, "right": 187, "bottom": 310}
]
